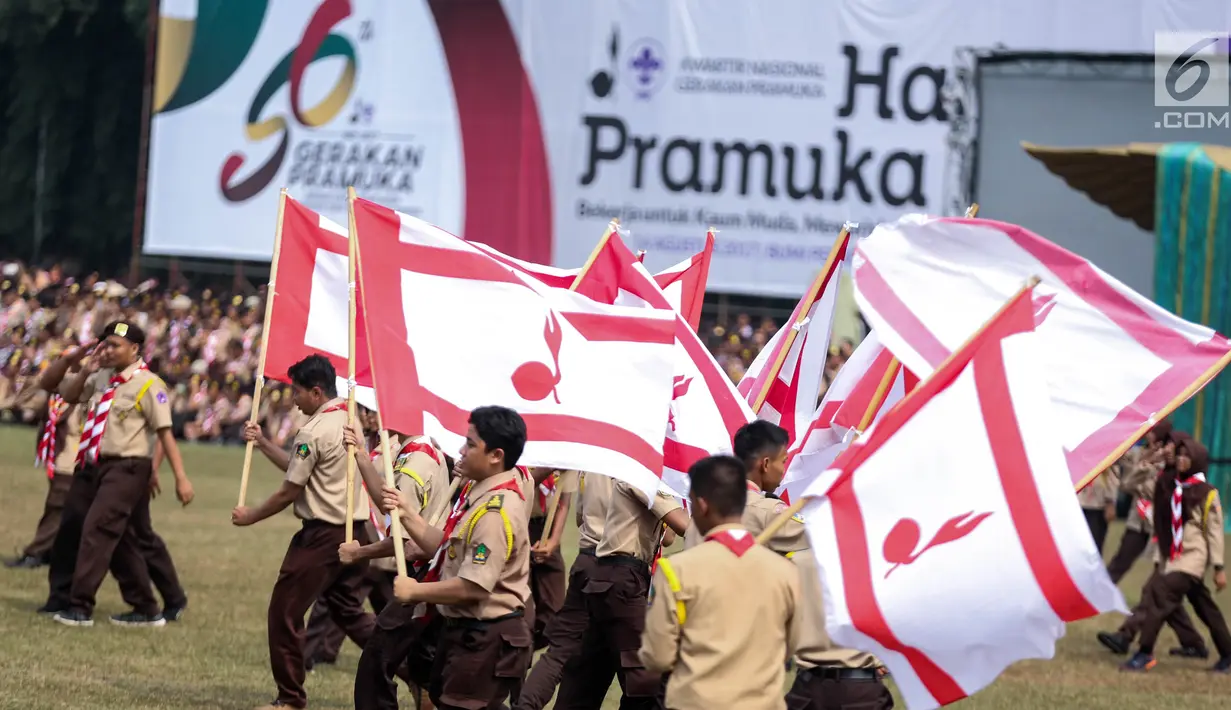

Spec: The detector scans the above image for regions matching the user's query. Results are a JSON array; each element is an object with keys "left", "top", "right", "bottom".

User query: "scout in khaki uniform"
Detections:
[
  {"left": 1077, "top": 463, "right": 1119, "bottom": 554},
  {"left": 526, "top": 468, "right": 570, "bottom": 648},
  {"left": 6, "top": 392, "right": 85, "bottom": 569},
  {"left": 553, "top": 471, "right": 690, "bottom": 709},
  {"left": 1117, "top": 436, "right": 1231, "bottom": 673},
  {"left": 40, "top": 322, "right": 194, "bottom": 628},
  {"left": 516, "top": 471, "right": 612, "bottom": 710},
  {"left": 640, "top": 455, "right": 801, "bottom": 710},
  {"left": 233, "top": 354, "right": 376, "bottom": 710},
  {"left": 682, "top": 420, "right": 804, "bottom": 551},
  {"left": 1107, "top": 421, "right": 1171, "bottom": 582},
  {"left": 344, "top": 426, "right": 453, "bottom": 710},
  {"left": 385, "top": 405, "right": 534, "bottom": 710}
]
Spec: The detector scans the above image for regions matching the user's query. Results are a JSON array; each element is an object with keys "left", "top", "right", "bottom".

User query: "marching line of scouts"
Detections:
[
  {"left": 224, "top": 352, "right": 895, "bottom": 709},
  {"left": 17, "top": 323, "right": 1225, "bottom": 710}
]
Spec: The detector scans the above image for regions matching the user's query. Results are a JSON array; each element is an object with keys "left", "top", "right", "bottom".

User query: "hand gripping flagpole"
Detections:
[
  {"left": 238, "top": 188, "right": 287, "bottom": 507},
  {"left": 750, "top": 224, "right": 852, "bottom": 415},
  {"left": 755, "top": 273, "right": 1042, "bottom": 544},
  {"left": 350, "top": 189, "right": 409, "bottom": 578},
  {"left": 344, "top": 188, "right": 360, "bottom": 544}
]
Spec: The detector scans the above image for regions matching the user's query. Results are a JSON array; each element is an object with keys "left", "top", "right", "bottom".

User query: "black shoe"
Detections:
[
  {"left": 162, "top": 602, "right": 187, "bottom": 622},
  {"left": 1211, "top": 657, "right": 1231, "bottom": 673},
  {"left": 1169, "top": 645, "right": 1210, "bottom": 659},
  {"left": 4, "top": 555, "right": 45, "bottom": 569},
  {"left": 36, "top": 601, "right": 66, "bottom": 616},
  {"left": 110, "top": 611, "right": 167, "bottom": 628},
  {"left": 1097, "top": 631, "right": 1131, "bottom": 655},
  {"left": 52, "top": 610, "right": 94, "bottom": 627}
]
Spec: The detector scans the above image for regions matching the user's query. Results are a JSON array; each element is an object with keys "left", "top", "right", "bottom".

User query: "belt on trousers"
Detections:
[
  {"left": 577, "top": 547, "right": 596, "bottom": 557},
  {"left": 797, "top": 666, "right": 881, "bottom": 682},
  {"left": 596, "top": 553, "right": 648, "bottom": 569},
  {"left": 444, "top": 609, "right": 525, "bottom": 630}
]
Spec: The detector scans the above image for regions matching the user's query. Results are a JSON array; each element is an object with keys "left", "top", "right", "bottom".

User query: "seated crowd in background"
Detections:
[{"left": 0, "top": 260, "right": 855, "bottom": 448}]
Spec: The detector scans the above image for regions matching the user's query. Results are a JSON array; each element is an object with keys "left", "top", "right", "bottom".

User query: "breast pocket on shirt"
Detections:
[{"left": 110, "top": 395, "right": 139, "bottom": 424}]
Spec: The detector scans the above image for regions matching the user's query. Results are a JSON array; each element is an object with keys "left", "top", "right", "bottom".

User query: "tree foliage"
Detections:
[{"left": 0, "top": 0, "right": 148, "bottom": 274}]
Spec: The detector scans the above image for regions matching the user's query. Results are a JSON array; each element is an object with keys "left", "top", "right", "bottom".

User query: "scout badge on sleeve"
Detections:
[
  {"left": 296, "top": 443, "right": 311, "bottom": 459},
  {"left": 473, "top": 542, "right": 490, "bottom": 565}
]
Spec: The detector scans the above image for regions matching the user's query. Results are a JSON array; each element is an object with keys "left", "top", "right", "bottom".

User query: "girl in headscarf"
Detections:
[
  {"left": 1118, "top": 434, "right": 1229, "bottom": 672},
  {"left": 1106, "top": 420, "right": 1173, "bottom": 582}
]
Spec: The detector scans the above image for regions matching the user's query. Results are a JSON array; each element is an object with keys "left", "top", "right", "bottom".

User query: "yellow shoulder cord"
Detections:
[
  {"left": 784, "top": 551, "right": 796, "bottom": 559},
  {"left": 464, "top": 505, "right": 514, "bottom": 561},
  {"left": 396, "top": 467, "right": 429, "bottom": 510},
  {"left": 1202, "top": 490, "right": 1217, "bottom": 564},
  {"left": 132, "top": 378, "right": 157, "bottom": 413},
  {"left": 657, "top": 558, "right": 686, "bottom": 624}
]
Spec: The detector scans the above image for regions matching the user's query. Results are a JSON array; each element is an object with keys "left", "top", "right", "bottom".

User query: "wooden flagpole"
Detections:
[
  {"left": 238, "top": 188, "right": 288, "bottom": 507},
  {"left": 966, "top": 203, "right": 980, "bottom": 218},
  {"left": 749, "top": 225, "right": 851, "bottom": 414},
  {"left": 568, "top": 220, "right": 619, "bottom": 290},
  {"left": 755, "top": 275, "right": 1042, "bottom": 544},
  {"left": 344, "top": 187, "right": 360, "bottom": 544},
  {"left": 349, "top": 189, "right": 408, "bottom": 578}
]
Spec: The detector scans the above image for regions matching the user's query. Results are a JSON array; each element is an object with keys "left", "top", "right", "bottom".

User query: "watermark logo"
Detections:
[{"left": 1154, "top": 32, "right": 1230, "bottom": 128}]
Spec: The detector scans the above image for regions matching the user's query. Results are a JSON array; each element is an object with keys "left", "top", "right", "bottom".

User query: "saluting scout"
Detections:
[
  {"left": 387, "top": 406, "right": 534, "bottom": 710},
  {"left": 233, "top": 354, "right": 376, "bottom": 710},
  {"left": 40, "top": 322, "right": 194, "bottom": 628},
  {"left": 553, "top": 472, "right": 690, "bottom": 709},
  {"left": 345, "top": 427, "right": 453, "bottom": 710},
  {"left": 516, "top": 470, "right": 611, "bottom": 710},
  {"left": 7, "top": 389, "right": 84, "bottom": 569},
  {"left": 640, "top": 455, "right": 801, "bottom": 710}
]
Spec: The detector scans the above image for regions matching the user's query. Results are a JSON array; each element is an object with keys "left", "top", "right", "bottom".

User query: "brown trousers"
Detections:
[
  {"left": 554, "top": 557, "right": 664, "bottom": 710},
  {"left": 516, "top": 550, "right": 602, "bottom": 710},
  {"left": 527, "top": 517, "right": 567, "bottom": 650},
  {"left": 46, "top": 462, "right": 184, "bottom": 613},
  {"left": 354, "top": 605, "right": 442, "bottom": 710},
  {"left": 304, "top": 567, "right": 395, "bottom": 663},
  {"left": 269, "top": 521, "right": 376, "bottom": 709},
  {"left": 22, "top": 472, "right": 73, "bottom": 560},
  {"left": 1117, "top": 570, "right": 1205, "bottom": 651},
  {"left": 1136, "top": 571, "right": 1231, "bottom": 657},
  {"left": 430, "top": 614, "right": 533, "bottom": 710},
  {"left": 1106, "top": 528, "right": 1150, "bottom": 584},
  {"left": 785, "top": 670, "right": 894, "bottom": 710}
]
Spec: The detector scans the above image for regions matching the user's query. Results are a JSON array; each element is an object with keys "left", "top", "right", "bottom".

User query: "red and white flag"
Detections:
[
  {"left": 776, "top": 330, "right": 916, "bottom": 504},
  {"left": 801, "top": 285, "right": 1126, "bottom": 710},
  {"left": 571, "top": 228, "right": 751, "bottom": 496},
  {"left": 738, "top": 230, "right": 851, "bottom": 445},
  {"left": 474, "top": 231, "right": 713, "bottom": 331},
  {"left": 352, "top": 198, "right": 679, "bottom": 500},
  {"left": 853, "top": 215, "right": 1231, "bottom": 489},
  {"left": 262, "top": 195, "right": 377, "bottom": 409}
]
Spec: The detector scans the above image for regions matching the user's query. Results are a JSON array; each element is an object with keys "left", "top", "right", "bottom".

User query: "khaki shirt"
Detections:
[
  {"left": 1076, "top": 466, "right": 1119, "bottom": 510},
  {"left": 577, "top": 472, "right": 614, "bottom": 550},
  {"left": 517, "top": 468, "right": 537, "bottom": 520},
  {"left": 386, "top": 436, "right": 452, "bottom": 534},
  {"left": 437, "top": 470, "right": 532, "bottom": 619},
  {"left": 53, "top": 402, "right": 85, "bottom": 475},
  {"left": 64, "top": 360, "right": 172, "bottom": 459},
  {"left": 597, "top": 480, "right": 683, "bottom": 563},
  {"left": 1163, "top": 490, "right": 1225, "bottom": 579},
  {"left": 790, "top": 549, "right": 881, "bottom": 669},
  {"left": 683, "top": 483, "right": 808, "bottom": 555},
  {"left": 285, "top": 398, "right": 369, "bottom": 525},
  {"left": 1118, "top": 449, "right": 1162, "bottom": 532},
  {"left": 640, "top": 524, "right": 800, "bottom": 710}
]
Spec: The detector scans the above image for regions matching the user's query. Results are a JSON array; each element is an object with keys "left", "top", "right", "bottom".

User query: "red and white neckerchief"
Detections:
[
  {"left": 36, "top": 394, "right": 66, "bottom": 478},
  {"left": 746, "top": 480, "right": 762, "bottom": 495},
  {"left": 418, "top": 479, "right": 477, "bottom": 591},
  {"left": 1170, "top": 473, "right": 1206, "bottom": 560},
  {"left": 705, "top": 527, "right": 756, "bottom": 557},
  {"left": 538, "top": 472, "right": 557, "bottom": 515},
  {"left": 75, "top": 362, "right": 147, "bottom": 468}
]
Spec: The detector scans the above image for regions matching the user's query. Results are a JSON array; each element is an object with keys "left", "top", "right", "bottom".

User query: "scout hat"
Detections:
[{"left": 100, "top": 320, "right": 146, "bottom": 347}]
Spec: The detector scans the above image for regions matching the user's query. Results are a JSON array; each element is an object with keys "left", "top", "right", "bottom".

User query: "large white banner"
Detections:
[{"left": 144, "top": 0, "right": 1229, "bottom": 296}]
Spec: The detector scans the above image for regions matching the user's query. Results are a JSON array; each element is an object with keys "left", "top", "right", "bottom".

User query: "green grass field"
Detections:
[{"left": 0, "top": 425, "right": 1228, "bottom": 709}]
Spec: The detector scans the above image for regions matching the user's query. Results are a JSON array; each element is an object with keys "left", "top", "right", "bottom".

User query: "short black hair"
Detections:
[
  {"left": 688, "top": 455, "right": 748, "bottom": 518},
  {"left": 100, "top": 320, "right": 147, "bottom": 347},
  {"left": 733, "top": 420, "right": 789, "bottom": 469},
  {"left": 469, "top": 405, "right": 527, "bottom": 470},
  {"left": 287, "top": 354, "right": 337, "bottom": 397}
]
